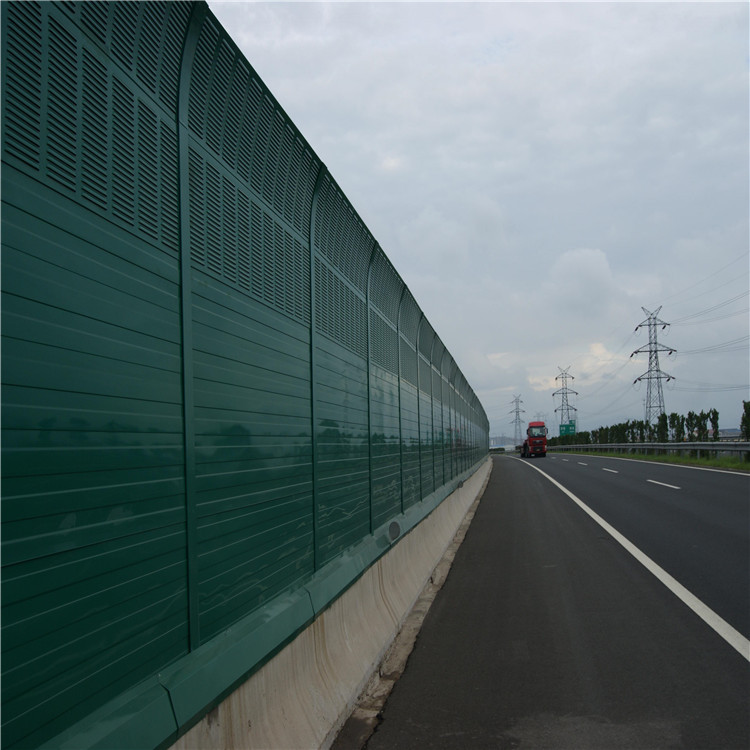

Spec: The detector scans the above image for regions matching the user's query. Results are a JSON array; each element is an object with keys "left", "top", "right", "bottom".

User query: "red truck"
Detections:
[{"left": 521, "top": 421, "right": 548, "bottom": 458}]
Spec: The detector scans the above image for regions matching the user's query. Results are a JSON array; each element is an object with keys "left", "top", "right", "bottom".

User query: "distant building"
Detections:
[{"left": 716, "top": 428, "right": 742, "bottom": 441}]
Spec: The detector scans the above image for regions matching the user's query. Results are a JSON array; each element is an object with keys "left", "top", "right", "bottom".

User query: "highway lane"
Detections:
[
  {"left": 541, "top": 453, "right": 750, "bottom": 641},
  {"left": 360, "top": 455, "right": 749, "bottom": 750}
]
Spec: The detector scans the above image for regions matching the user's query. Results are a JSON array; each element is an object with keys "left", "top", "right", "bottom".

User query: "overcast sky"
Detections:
[{"left": 209, "top": 0, "right": 749, "bottom": 439}]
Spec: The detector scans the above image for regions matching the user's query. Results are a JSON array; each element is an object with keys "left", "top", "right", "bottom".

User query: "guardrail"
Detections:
[{"left": 549, "top": 442, "right": 750, "bottom": 459}]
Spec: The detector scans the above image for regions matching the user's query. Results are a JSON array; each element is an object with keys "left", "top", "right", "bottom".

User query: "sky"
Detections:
[{"left": 209, "top": 0, "right": 749, "bottom": 439}]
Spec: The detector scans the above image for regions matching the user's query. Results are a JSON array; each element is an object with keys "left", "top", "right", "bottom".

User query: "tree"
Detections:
[
  {"left": 685, "top": 411, "right": 698, "bottom": 441},
  {"left": 709, "top": 409, "right": 719, "bottom": 441},
  {"left": 668, "top": 412, "right": 683, "bottom": 442},
  {"left": 637, "top": 420, "right": 647, "bottom": 443},
  {"left": 697, "top": 411, "right": 710, "bottom": 442},
  {"left": 656, "top": 413, "right": 669, "bottom": 442},
  {"left": 741, "top": 401, "right": 750, "bottom": 441}
]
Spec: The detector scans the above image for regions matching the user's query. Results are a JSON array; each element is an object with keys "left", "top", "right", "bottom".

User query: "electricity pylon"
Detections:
[
  {"left": 553, "top": 367, "right": 578, "bottom": 426},
  {"left": 509, "top": 395, "right": 525, "bottom": 446},
  {"left": 631, "top": 306, "right": 675, "bottom": 426}
]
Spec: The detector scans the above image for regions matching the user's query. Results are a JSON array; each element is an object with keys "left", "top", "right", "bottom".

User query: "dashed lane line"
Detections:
[
  {"left": 647, "top": 479, "right": 681, "bottom": 490},
  {"left": 602, "top": 468, "right": 619, "bottom": 474},
  {"left": 519, "top": 458, "right": 750, "bottom": 662},
  {"left": 549, "top": 453, "right": 749, "bottom": 477}
]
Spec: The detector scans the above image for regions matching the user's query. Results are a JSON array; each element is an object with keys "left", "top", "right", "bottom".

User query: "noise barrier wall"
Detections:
[{"left": 1, "top": 2, "right": 489, "bottom": 748}]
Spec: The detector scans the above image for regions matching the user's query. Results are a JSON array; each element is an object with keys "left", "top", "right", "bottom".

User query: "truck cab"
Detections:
[{"left": 521, "top": 421, "right": 548, "bottom": 458}]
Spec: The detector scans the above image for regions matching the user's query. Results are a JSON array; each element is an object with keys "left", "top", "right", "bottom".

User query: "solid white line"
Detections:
[
  {"left": 602, "top": 468, "right": 619, "bottom": 474},
  {"left": 647, "top": 479, "right": 681, "bottom": 490},
  {"left": 521, "top": 459, "right": 750, "bottom": 662}
]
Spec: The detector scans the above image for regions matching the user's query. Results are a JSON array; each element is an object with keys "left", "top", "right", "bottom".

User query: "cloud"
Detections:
[{"left": 209, "top": 0, "right": 749, "bottom": 435}]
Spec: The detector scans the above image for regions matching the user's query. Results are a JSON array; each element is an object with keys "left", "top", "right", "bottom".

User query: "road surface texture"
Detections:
[
  {"left": 361, "top": 455, "right": 749, "bottom": 750},
  {"left": 541, "top": 453, "right": 749, "bottom": 639}
]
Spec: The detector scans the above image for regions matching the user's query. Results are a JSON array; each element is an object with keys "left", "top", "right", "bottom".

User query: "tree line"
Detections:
[{"left": 548, "top": 401, "right": 750, "bottom": 446}]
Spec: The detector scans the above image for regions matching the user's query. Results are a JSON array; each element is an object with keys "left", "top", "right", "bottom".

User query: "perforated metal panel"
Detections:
[{"left": 313, "top": 173, "right": 371, "bottom": 293}]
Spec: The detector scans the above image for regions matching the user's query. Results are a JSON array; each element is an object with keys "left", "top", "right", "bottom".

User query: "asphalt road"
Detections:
[
  {"left": 363, "top": 455, "right": 750, "bottom": 750},
  {"left": 541, "top": 453, "right": 750, "bottom": 639}
]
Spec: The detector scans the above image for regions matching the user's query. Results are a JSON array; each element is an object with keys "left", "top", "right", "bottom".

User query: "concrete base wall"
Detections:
[{"left": 169, "top": 457, "right": 492, "bottom": 750}]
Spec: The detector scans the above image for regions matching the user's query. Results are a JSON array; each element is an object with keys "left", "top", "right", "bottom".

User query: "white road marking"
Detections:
[
  {"left": 551, "top": 453, "right": 749, "bottom": 477},
  {"left": 602, "top": 468, "right": 619, "bottom": 474},
  {"left": 647, "top": 479, "right": 681, "bottom": 490},
  {"left": 561, "top": 459, "right": 569, "bottom": 462},
  {"left": 578, "top": 462, "right": 588, "bottom": 466},
  {"left": 520, "top": 459, "right": 750, "bottom": 662}
]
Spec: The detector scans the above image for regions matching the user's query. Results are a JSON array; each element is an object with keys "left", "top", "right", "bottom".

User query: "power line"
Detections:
[
  {"left": 577, "top": 358, "right": 632, "bottom": 401},
  {"left": 671, "top": 308, "right": 749, "bottom": 326},
  {"left": 661, "top": 251, "right": 747, "bottom": 306},
  {"left": 671, "top": 380, "right": 749, "bottom": 393},
  {"left": 678, "top": 335, "right": 749, "bottom": 355},
  {"left": 584, "top": 386, "right": 642, "bottom": 422},
  {"left": 671, "top": 290, "right": 749, "bottom": 324}
]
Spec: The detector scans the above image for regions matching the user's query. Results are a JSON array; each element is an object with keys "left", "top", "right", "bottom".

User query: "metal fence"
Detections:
[
  {"left": 550, "top": 443, "right": 750, "bottom": 460},
  {"left": 0, "top": 3, "right": 489, "bottom": 748}
]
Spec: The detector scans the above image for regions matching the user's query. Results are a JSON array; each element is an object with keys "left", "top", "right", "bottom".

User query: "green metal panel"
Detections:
[
  {"left": 181, "top": 4, "right": 318, "bottom": 642},
  {"left": 311, "top": 172, "right": 373, "bottom": 567},
  {"left": 444, "top": 386, "right": 453, "bottom": 482},
  {"left": 37, "top": 678, "right": 179, "bottom": 750},
  {"left": 416, "top": 319, "right": 435, "bottom": 499},
  {"left": 177, "top": 0, "right": 204, "bottom": 654},
  {"left": 191, "top": 277, "right": 314, "bottom": 641},
  {"left": 399, "top": 379, "right": 422, "bottom": 509},
  {"left": 430, "top": 339, "right": 443, "bottom": 485},
  {"left": 1, "top": 2, "right": 490, "bottom": 748},
  {"left": 313, "top": 341, "right": 371, "bottom": 565},
  {"left": 368, "top": 249, "right": 403, "bottom": 527},
  {"left": 398, "top": 292, "right": 422, "bottom": 509},
  {"left": 2, "top": 148, "right": 189, "bottom": 746},
  {"left": 369, "top": 364, "right": 402, "bottom": 527},
  {"left": 2, "top": 2, "right": 192, "bottom": 747}
]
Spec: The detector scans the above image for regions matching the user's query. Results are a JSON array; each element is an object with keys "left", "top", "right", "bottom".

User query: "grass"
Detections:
[{"left": 545, "top": 449, "right": 750, "bottom": 472}]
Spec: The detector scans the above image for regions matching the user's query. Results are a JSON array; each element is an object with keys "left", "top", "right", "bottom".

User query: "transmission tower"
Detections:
[
  {"left": 509, "top": 395, "right": 525, "bottom": 446},
  {"left": 630, "top": 306, "right": 675, "bottom": 425},
  {"left": 553, "top": 367, "right": 578, "bottom": 426}
]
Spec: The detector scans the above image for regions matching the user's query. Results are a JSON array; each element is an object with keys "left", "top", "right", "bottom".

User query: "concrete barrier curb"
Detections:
[{"left": 169, "top": 456, "right": 492, "bottom": 750}]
